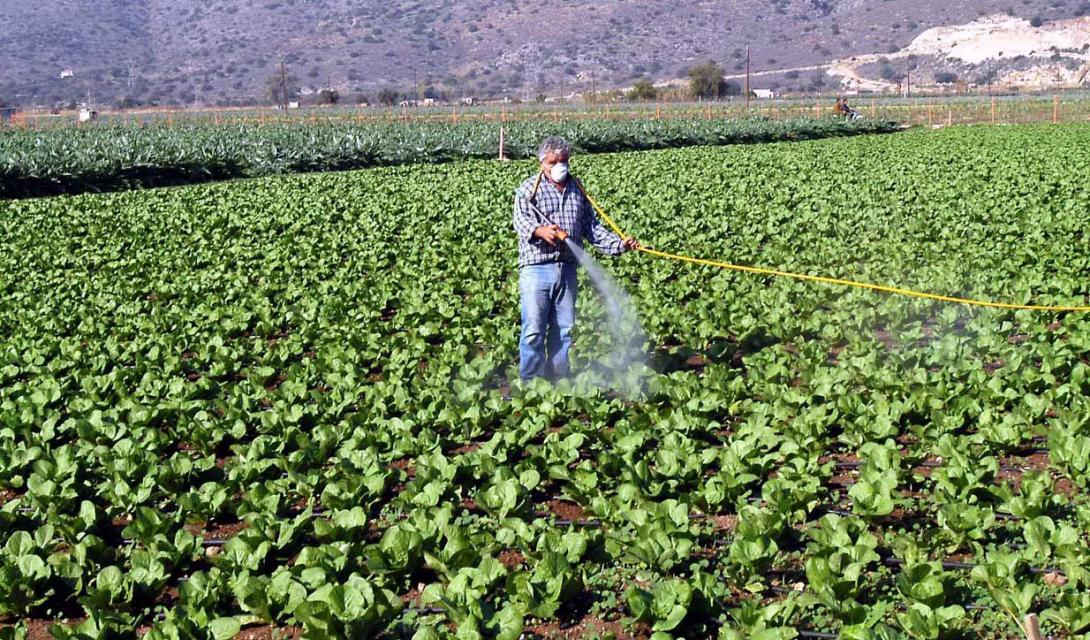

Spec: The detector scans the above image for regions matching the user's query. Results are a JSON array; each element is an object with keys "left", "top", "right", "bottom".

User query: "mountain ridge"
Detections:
[{"left": 2, "top": 0, "right": 1087, "bottom": 107}]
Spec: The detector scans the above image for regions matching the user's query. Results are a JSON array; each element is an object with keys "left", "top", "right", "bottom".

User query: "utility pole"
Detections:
[
  {"left": 590, "top": 70, "right": 596, "bottom": 103},
  {"left": 279, "top": 58, "right": 288, "bottom": 109},
  {"left": 905, "top": 60, "right": 911, "bottom": 98},
  {"left": 413, "top": 67, "right": 418, "bottom": 103},
  {"left": 745, "top": 44, "right": 751, "bottom": 109}
]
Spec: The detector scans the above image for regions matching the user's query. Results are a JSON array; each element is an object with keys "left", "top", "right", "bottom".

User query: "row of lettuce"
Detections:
[
  {"left": 0, "top": 116, "right": 898, "bottom": 198},
  {"left": 3, "top": 126, "right": 1090, "bottom": 638}
]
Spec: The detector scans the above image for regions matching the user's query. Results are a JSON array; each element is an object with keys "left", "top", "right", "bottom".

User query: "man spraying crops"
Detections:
[{"left": 512, "top": 136, "right": 640, "bottom": 381}]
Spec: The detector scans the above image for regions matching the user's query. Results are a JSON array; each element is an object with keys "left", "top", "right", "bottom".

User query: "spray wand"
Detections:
[{"left": 515, "top": 189, "right": 570, "bottom": 243}]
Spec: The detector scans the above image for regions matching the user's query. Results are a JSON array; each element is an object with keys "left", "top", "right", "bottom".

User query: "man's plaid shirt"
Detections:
[{"left": 513, "top": 173, "right": 626, "bottom": 267}]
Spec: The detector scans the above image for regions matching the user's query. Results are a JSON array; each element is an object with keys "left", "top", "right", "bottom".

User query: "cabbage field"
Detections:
[
  {"left": 2, "top": 124, "right": 1090, "bottom": 639},
  {"left": 0, "top": 117, "right": 895, "bottom": 199}
]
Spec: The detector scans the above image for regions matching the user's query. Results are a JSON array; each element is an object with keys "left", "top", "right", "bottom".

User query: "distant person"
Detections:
[
  {"left": 842, "top": 97, "right": 859, "bottom": 118},
  {"left": 833, "top": 97, "right": 847, "bottom": 117},
  {"left": 835, "top": 97, "right": 860, "bottom": 119},
  {"left": 512, "top": 136, "right": 640, "bottom": 381}
]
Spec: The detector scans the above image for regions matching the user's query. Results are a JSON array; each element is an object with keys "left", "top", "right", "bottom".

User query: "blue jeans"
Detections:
[{"left": 519, "top": 262, "right": 578, "bottom": 381}]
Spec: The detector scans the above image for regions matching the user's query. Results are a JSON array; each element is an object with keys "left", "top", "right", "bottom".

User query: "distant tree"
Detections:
[
  {"left": 315, "top": 88, "right": 340, "bottom": 105},
  {"left": 114, "top": 95, "right": 138, "bottom": 109},
  {"left": 267, "top": 70, "right": 299, "bottom": 105},
  {"left": 423, "top": 85, "right": 447, "bottom": 101},
  {"left": 376, "top": 88, "right": 400, "bottom": 106},
  {"left": 687, "top": 61, "right": 728, "bottom": 99},
  {"left": 934, "top": 71, "right": 959, "bottom": 84},
  {"left": 976, "top": 67, "right": 998, "bottom": 86},
  {"left": 1030, "top": 16, "right": 1043, "bottom": 27},
  {"left": 627, "top": 77, "right": 658, "bottom": 101}
]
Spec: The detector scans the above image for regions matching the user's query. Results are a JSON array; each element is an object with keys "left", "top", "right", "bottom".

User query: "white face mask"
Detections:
[{"left": 550, "top": 162, "right": 569, "bottom": 183}]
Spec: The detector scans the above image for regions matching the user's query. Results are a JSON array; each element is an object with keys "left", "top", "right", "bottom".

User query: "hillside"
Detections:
[{"left": 1, "top": 0, "right": 1088, "bottom": 108}]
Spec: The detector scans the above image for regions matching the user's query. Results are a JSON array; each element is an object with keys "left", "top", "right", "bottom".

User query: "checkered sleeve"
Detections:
[{"left": 513, "top": 191, "right": 541, "bottom": 245}]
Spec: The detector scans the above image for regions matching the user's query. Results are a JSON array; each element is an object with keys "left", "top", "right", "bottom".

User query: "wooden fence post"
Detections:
[
  {"left": 498, "top": 126, "right": 506, "bottom": 161},
  {"left": 1053, "top": 95, "right": 1059, "bottom": 123},
  {"left": 1023, "top": 613, "right": 1043, "bottom": 640},
  {"left": 991, "top": 96, "right": 996, "bottom": 125}
]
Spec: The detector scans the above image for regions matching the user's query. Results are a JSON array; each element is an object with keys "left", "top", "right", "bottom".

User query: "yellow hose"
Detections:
[{"left": 575, "top": 181, "right": 1090, "bottom": 313}]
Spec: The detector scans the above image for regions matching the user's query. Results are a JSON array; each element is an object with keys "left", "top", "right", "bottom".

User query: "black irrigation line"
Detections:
[
  {"left": 818, "top": 487, "right": 1029, "bottom": 522},
  {"left": 882, "top": 556, "right": 1066, "bottom": 576},
  {"left": 833, "top": 458, "right": 1053, "bottom": 473},
  {"left": 761, "top": 544, "right": 1064, "bottom": 580},
  {"left": 769, "top": 585, "right": 996, "bottom": 614}
]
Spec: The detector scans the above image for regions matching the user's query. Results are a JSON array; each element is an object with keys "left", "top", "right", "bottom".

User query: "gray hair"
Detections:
[{"left": 537, "top": 136, "right": 572, "bottom": 161}]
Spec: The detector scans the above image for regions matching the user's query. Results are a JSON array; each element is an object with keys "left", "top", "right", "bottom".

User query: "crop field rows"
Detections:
[
  {"left": 2, "top": 124, "right": 1090, "bottom": 639},
  {"left": 7, "top": 92, "right": 1090, "bottom": 131},
  {"left": 0, "top": 117, "right": 895, "bottom": 199}
]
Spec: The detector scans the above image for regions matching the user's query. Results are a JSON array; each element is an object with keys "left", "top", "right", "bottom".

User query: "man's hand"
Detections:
[
  {"left": 533, "top": 225, "right": 566, "bottom": 247},
  {"left": 622, "top": 236, "right": 641, "bottom": 251}
]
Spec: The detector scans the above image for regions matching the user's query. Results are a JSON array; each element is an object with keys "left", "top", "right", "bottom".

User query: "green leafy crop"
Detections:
[{"left": 2, "top": 124, "right": 1090, "bottom": 637}]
